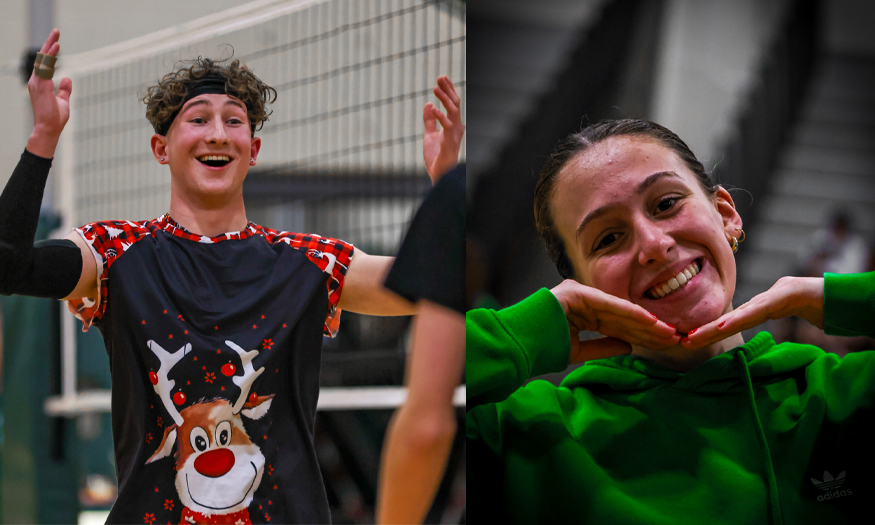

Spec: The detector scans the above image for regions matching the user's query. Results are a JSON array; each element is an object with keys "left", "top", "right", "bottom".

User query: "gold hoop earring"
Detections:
[{"left": 735, "top": 228, "right": 745, "bottom": 243}]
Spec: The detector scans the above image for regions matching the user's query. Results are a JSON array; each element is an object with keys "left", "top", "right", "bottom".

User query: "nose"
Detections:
[
  {"left": 205, "top": 119, "right": 229, "bottom": 144},
  {"left": 636, "top": 218, "right": 675, "bottom": 266},
  {"left": 194, "top": 447, "right": 235, "bottom": 477}
]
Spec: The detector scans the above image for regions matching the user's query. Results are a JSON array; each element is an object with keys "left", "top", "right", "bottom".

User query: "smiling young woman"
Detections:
[{"left": 467, "top": 119, "right": 875, "bottom": 524}]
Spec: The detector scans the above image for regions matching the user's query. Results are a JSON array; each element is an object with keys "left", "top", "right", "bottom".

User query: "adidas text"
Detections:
[{"left": 817, "top": 488, "right": 852, "bottom": 502}]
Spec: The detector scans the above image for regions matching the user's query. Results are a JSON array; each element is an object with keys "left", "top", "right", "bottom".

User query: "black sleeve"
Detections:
[
  {"left": 384, "top": 165, "right": 465, "bottom": 314},
  {"left": 0, "top": 149, "right": 82, "bottom": 299}
]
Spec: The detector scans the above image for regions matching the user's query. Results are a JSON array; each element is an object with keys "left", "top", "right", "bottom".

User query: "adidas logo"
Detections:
[{"left": 811, "top": 471, "right": 852, "bottom": 501}]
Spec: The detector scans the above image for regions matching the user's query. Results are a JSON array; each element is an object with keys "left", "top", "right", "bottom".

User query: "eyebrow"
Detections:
[
  {"left": 575, "top": 171, "right": 683, "bottom": 236},
  {"left": 182, "top": 99, "right": 246, "bottom": 113}
]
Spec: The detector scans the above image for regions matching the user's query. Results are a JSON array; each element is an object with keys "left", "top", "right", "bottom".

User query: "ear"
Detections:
[
  {"left": 714, "top": 186, "right": 743, "bottom": 238},
  {"left": 146, "top": 425, "right": 178, "bottom": 464},
  {"left": 249, "top": 136, "right": 262, "bottom": 164},
  {"left": 151, "top": 134, "right": 169, "bottom": 164}
]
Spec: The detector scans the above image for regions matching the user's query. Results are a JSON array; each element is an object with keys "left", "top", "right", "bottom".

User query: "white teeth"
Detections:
[
  {"left": 648, "top": 260, "right": 701, "bottom": 300},
  {"left": 199, "top": 155, "right": 231, "bottom": 162}
]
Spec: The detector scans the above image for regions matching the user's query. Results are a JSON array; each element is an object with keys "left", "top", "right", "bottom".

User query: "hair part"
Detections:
[
  {"left": 533, "top": 119, "right": 719, "bottom": 280},
  {"left": 142, "top": 55, "right": 277, "bottom": 137}
]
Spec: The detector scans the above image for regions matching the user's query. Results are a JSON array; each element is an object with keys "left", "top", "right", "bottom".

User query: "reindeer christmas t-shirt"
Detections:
[{"left": 67, "top": 214, "right": 353, "bottom": 524}]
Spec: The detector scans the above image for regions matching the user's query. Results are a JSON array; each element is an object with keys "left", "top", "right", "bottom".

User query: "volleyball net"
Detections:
[{"left": 48, "top": 0, "right": 466, "bottom": 415}]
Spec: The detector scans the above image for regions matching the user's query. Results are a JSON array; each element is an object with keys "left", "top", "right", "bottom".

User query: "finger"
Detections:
[
  {"left": 567, "top": 309, "right": 678, "bottom": 342},
  {"left": 572, "top": 289, "right": 669, "bottom": 332},
  {"left": 682, "top": 305, "right": 766, "bottom": 350},
  {"left": 431, "top": 105, "right": 453, "bottom": 130},
  {"left": 439, "top": 76, "right": 460, "bottom": 105},
  {"left": 615, "top": 326, "right": 682, "bottom": 347},
  {"left": 40, "top": 28, "right": 59, "bottom": 54},
  {"left": 48, "top": 42, "right": 60, "bottom": 57},
  {"left": 422, "top": 103, "right": 438, "bottom": 134},
  {"left": 433, "top": 85, "right": 458, "bottom": 116},
  {"left": 572, "top": 337, "right": 632, "bottom": 364},
  {"left": 57, "top": 77, "right": 73, "bottom": 103},
  {"left": 579, "top": 320, "right": 680, "bottom": 350}
]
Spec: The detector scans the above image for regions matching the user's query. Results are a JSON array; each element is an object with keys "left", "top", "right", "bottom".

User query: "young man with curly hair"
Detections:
[{"left": 1, "top": 29, "right": 463, "bottom": 524}]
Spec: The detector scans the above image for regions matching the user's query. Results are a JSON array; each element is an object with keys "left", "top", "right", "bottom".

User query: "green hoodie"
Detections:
[{"left": 467, "top": 272, "right": 875, "bottom": 524}]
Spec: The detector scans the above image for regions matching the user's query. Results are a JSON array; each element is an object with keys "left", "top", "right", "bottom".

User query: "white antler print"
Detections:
[
  {"left": 224, "top": 340, "right": 264, "bottom": 415},
  {"left": 147, "top": 340, "right": 191, "bottom": 426}
]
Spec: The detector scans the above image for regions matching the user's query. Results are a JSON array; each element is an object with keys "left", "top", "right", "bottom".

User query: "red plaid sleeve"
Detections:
[
  {"left": 67, "top": 220, "right": 151, "bottom": 331},
  {"left": 253, "top": 225, "right": 354, "bottom": 337}
]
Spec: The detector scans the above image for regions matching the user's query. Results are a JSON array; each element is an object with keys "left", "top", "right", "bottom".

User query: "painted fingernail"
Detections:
[
  {"left": 688, "top": 328, "right": 698, "bottom": 336},
  {"left": 665, "top": 323, "right": 675, "bottom": 330},
  {"left": 681, "top": 336, "right": 689, "bottom": 344},
  {"left": 718, "top": 321, "right": 726, "bottom": 329},
  {"left": 650, "top": 313, "right": 658, "bottom": 321}
]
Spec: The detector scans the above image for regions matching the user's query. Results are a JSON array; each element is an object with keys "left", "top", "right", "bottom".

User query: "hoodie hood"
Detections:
[
  {"left": 561, "top": 331, "right": 827, "bottom": 525},
  {"left": 561, "top": 332, "right": 827, "bottom": 394}
]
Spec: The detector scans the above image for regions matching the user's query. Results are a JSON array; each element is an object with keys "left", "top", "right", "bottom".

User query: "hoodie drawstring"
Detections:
[{"left": 735, "top": 349, "right": 783, "bottom": 525}]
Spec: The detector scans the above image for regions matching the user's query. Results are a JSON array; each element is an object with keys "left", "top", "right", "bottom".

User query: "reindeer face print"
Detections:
[
  {"left": 146, "top": 340, "right": 273, "bottom": 522},
  {"left": 172, "top": 400, "right": 270, "bottom": 515}
]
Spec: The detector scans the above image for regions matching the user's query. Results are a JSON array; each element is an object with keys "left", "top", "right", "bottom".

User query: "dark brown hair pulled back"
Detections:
[{"left": 533, "top": 119, "right": 718, "bottom": 280}]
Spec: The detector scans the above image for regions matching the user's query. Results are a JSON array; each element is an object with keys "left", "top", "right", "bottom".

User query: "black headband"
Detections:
[{"left": 155, "top": 74, "right": 251, "bottom": 136}]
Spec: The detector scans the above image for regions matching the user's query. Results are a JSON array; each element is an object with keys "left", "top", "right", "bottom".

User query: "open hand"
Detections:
[
  {"left": 28, "top": 29, "right": 72, "bottom": 142},
  {"left": 551, "top": 279, "right": 681, "bottom": 363},
  {"left": 422, "top": 76, "right": 464, "bottom": 184},
  {"left": 681, "top": 276, "right": 824, "bottom": 350}
]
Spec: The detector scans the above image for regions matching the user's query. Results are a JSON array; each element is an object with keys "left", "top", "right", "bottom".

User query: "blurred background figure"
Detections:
[
  {"left": 467, "top": 0, "right": 874, "bottom": 369},
  {"left": 800, "top": 210, "right": 873, "bottom": 277}
]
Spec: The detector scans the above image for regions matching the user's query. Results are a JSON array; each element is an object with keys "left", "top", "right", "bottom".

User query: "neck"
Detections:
[
  {"left": 631, "top": 332, "right": 746, "bottom": 372},
  {"left": 168, "top": 192, "right": 248, "bottom": 238}
]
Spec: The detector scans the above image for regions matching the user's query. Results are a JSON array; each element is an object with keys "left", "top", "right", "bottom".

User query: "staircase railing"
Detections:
[{"left": 713, "top": 0, "right": 820, "bottom": 228}]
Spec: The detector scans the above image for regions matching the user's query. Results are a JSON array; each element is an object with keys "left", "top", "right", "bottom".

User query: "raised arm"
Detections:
[
  {"left": 0, "top": 29, "right": 96, "bottom": 301},
  {"left": 26, "top": 29, "right": 71, "bottom": 158},
  {"left": 468, "top": 281, "right": 679, "bottom": 408}
]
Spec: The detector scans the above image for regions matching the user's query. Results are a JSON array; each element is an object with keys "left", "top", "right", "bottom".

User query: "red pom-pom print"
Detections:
[
  {"left": 221, "top": 363, "right": 236, "bottom": 376},
  {"left": 149, "top": 371, "right": 158, "bottom": 385},
  {"left": 173, "top": 391, "right": 186, "bottom": 405},
  {"left": 249, "top": 392, "right": 258, "bottom": 403}
]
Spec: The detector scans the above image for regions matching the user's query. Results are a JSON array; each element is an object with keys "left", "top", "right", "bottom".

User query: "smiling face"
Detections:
[
  {"left": 151, "top": 93, "right": 261, "bottom": 206},
  {"left": 549, "top": 136, "right": 742, "bottom": 333}
]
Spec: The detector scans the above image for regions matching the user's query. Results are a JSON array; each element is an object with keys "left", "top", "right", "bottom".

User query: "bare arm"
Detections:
[
  {"left": 376, "top": 300, "right": 465, "bottom": 524},
  {"left": 61, "top": 231, "right": 98, "bottom": 302},
  {"left": 337, "top": 251, "right": 416, "bottom": 316}
]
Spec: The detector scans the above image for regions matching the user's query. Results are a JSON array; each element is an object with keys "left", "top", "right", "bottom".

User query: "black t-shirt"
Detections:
[
  {"left": 67, "top": 214, "right": 353, "bottom": 524},
  {"left": 384, "top": 165, "right": 465, "bottom": 314}
]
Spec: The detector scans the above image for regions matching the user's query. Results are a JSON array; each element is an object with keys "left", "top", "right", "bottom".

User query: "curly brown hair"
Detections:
[{"left": 142, "top": 56, "right": 277, "bottom": 136}]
